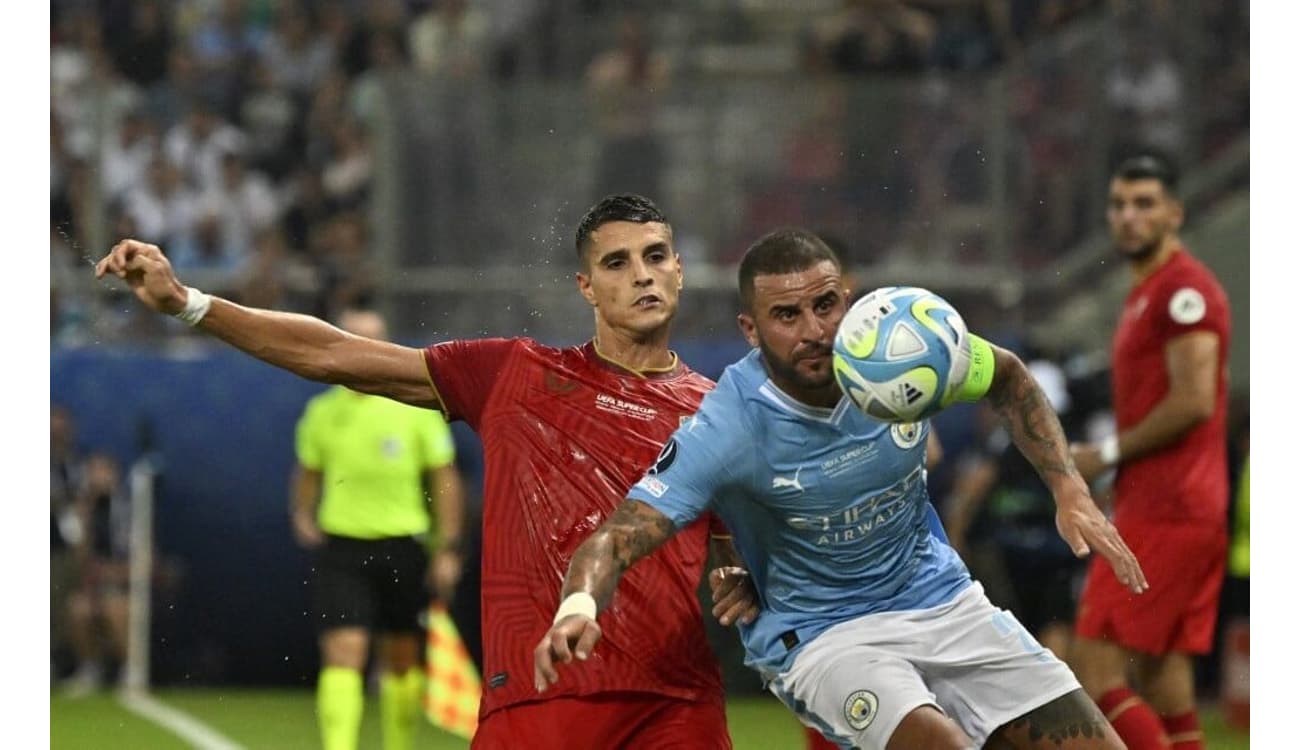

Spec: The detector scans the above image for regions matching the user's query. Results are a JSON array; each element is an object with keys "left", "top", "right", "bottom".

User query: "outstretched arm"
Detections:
[
  {"left": 533, "top": 499, "right": 678, "bottom": 692},
  {"left": 94, "top": 239, "right": 437, "bottom": 407},
  {"left": 983, "top": 343, "right": 1148, "bottom": 594}
]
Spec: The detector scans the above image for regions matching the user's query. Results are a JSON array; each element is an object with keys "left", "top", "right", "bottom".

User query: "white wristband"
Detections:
[
  {"left": 553, "top": 592, "right": 598, "bottom": 624},
  {"left": 173, "top": 286, "right": 212, "bottom": 326},
  {"left": 1098, "top": 436, "right": 1120, "bottom": 466}
]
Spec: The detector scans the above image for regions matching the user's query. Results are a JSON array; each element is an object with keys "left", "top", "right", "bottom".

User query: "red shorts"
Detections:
[
  {"left": 471, "top": 692, "right": 732, "bottom": 750},
  {"left": 1075, "top": 519, "right": 1227, "bottom": 655}
]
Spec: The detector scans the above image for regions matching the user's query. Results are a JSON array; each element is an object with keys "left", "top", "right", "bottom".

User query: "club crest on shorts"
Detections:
[
  {"left": 890, "top": 422, "right": 923, "bottom": 450},
  {"left": 844, "top": 690, "right": 879, "bottom": 730}
]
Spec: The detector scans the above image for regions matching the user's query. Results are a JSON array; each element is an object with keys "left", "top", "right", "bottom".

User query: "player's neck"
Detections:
[
  {"left": 1128, "top": 236, "right": 1182, "bottom": 284},
  {"left": 766, "top": 369, "right": 841, "bottom": 409},
  {"left": 591, "top": 326, "right": 677, "bottom": 376},
  {"left": 788, "top": 384, "right": 841, "bottom": 409}
]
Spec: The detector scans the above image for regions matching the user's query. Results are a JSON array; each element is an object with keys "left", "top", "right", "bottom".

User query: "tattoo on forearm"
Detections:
[
  {"left": 562, "top": 500, "right": 676, "bottom": 610},
  {"left": 607, "top": 500, "right": 677, "bottom": 567},
  {"left": 989, "top": 358, "right": 1073, "bottom": 480}
]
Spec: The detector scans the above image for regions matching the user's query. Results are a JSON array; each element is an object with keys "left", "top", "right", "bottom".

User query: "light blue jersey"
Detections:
[{"left": 627, "top": 350, "right": 972, "bottom": 678}]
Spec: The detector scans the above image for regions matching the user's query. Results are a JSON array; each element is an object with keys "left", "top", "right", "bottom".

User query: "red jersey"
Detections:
[
  {"left": 422, "top": 338, "right": 725, "bottom": 719},
  {"left": 1111, "top": 249, "right": 1231, "bottom": 525}
]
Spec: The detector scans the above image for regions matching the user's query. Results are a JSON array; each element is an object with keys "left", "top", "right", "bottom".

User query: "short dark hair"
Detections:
[
  {"left": 1112, "top": 152, "right": 1180, "bottom": 195},
  {"left": 574, "top": 194, "right": 670, "bottom": 264},
  {"left": 738, "top": 227, "right": 842, "bottom": 311}
]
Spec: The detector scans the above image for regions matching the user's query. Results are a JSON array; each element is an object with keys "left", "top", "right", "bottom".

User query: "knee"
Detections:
[
  {"left": 321, "top": 628, "right": 370, "bottom": 670},
  {"left": 1068, "top": 639, "right": 1126, "bottom": 700}
]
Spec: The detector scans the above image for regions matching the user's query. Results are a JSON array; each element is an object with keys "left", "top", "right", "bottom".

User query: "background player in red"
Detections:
[
  {"left": 1068, "top": 154, "right": 1232, "bottom": 750},
  {"left": 93, "top": 194, "right": 758, "bottom": 749}
]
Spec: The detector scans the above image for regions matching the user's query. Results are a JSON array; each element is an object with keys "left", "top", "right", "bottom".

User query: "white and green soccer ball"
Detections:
[{"left": 832, "top": 286, "right": 971, "bottom": 423}]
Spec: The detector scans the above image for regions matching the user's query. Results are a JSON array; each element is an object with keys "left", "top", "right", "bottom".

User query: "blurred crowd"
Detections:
[
  {"left": 51, "top": 0, "right": 1248, "bottom": 345},
  {"left": 733, "top": 0, "right": 1248, "bottom": 271}
]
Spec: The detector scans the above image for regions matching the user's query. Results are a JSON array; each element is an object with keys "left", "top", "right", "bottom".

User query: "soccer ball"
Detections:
[{"left": 832, "top": 286, "right": 971, "bottom": 422}]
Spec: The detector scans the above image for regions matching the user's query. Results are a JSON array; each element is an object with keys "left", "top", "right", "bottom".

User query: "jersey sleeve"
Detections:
[
  {"left": 420, "top": 410, "right": 458, "bottom": 470},
  {"left": 294, "top": 399, "right": 323, "bottom": 470},
  {"left": 1150, "top": 269, "right": 1229, "bottom": 342},
  {"left": 626, "top": 395, "right": 752, "bottom": 529},
  {"left": 421, "top": 338, "right": 516, "bottom": 427}
]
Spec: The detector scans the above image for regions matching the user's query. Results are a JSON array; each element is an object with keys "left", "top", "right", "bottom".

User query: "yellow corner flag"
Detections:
[{"left": 424, "top": 603, "right": 481, "bottom": 739}]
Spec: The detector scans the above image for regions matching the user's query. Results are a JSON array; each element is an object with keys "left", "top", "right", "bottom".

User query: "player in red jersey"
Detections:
[
  {"left": 1068, "top": 154, "right": 1232, "bottom": 750},
  {"left": 94, "top": 194, "right": 759, "bottom": 749}
]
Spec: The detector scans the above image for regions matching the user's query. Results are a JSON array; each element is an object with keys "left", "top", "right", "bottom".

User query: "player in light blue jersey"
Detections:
[{"left": 535, "top": 228, "right": 1147, "bottom": 750}]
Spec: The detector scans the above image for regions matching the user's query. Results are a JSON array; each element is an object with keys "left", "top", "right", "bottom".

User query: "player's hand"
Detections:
[
  {"left": 709, "top": 566, "right": 759, "bottom": 626},
  {"left": 94, "top": 239, "right": 189, "bottom": 315},
  {"left": 1069, "top": 442, "right": 1107, "bottom": 483},
  {"left": 533, "top": 615, "right": 602, "bottom": 693},
  {"left": 429, "top": 549, "right": 462, "bottom": 604},
  {"left": 1054, "top": 489, "right": 1148, "bottom": 594},
  {"left": 291, "top": 510, "right": 324, "bottom": 548}
]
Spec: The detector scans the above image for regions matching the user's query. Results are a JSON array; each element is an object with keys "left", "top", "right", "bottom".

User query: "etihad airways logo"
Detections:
[{"left": 595, "top": 393, "right": 658, "bottom": 421}]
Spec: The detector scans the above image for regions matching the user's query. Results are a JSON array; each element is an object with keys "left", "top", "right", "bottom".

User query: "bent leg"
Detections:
[
  {"left": 1133, "top": 651, "right": 1195, "bottom": 716},
  {"left": 984, "top": 688, "right": 1122, "bottom": 749},
  {"left": 1068, "top": 636, "right": 1129, "bottom": 700},
  {"left": 1071, "top": 637, "right": 1168, "bottom": 750},
  {"left": 1136, "top": 652, "right": 1202, "bottom": 749}
]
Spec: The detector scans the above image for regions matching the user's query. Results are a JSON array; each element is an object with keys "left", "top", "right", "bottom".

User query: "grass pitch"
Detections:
[{"left": 51, "top": 688, "right": 1250, "bottom": 749}]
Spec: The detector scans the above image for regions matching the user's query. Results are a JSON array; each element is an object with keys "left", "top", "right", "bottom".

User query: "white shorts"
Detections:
[{"left": 767, "top": 583, "right": 1081, "bottom": 749}]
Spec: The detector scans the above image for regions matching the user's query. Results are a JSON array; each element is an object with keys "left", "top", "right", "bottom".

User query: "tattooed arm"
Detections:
[
  {"left": 985, "top": 345, "right": 1080, "bottom": 499},
  {"left": 562, "top": 499, "right": 677, "bottom": 611},
  {"left": 984, "top": 344, "right": 1148, "bottom": 594},
  {"left": 534, "top": 499, "right": 678, "bottom": 692}
]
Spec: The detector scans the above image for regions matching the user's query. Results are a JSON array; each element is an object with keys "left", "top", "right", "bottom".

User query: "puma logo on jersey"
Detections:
[{"left": 772, "top": 467, "right": 804, "bottom": 493}]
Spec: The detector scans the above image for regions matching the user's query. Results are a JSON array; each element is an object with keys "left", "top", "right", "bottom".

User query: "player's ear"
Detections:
[
  {"left": 1169, "top": 199, "right": 1185, "bottom": 232},
  {"left": 736, "top": 313, "right": 759, "bottom": 348},
  {"left": 576, "top": 271, "right": 597, "bottom": 307}
]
